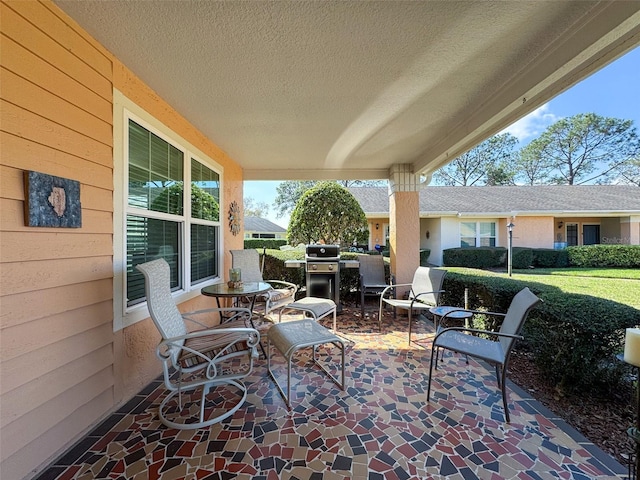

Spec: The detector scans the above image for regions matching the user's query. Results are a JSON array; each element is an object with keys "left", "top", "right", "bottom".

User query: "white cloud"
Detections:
[{"left": 501, "top": 104, "right": 559, "bottom": 143}]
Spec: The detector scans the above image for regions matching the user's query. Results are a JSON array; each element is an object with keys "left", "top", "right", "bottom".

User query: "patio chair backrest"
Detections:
[
  {"left": 359, "top": 255, "right": 387, "bottom": 286},
  {"left": 230, "top": 249, "right": 264, "bottom": 283},
  {"left": 409, "top": 267, "right": 446, "bottom": 305},
  {"left": 136, "top": 259, "right": 188, "bottom": 342},
  {"left": 498, "top": 287, "right": 541, "bottom": 354}
]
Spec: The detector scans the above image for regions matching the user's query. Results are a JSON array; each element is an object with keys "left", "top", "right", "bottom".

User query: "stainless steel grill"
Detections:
[{"left": 305, "top": 244, "right": 341, "bottom": 309}]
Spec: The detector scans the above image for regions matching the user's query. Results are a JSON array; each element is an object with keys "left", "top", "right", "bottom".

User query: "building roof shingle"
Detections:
[
  {"left": 348, "top": 185, "right": 640, "bottom": 216},
  {"left": 244, "top": 216, "right": 286, "bottom": 232}
]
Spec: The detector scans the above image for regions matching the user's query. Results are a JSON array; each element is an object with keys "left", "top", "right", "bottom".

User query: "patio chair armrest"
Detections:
[
  {"left": 413, "top": 289, "right": 445, "bottom": 302},
  {"left": 158, "top": 326, "right": 261, "bottom": 367},
  {"left": 434, "top": 326, "right": 523, "bottom": 342},
  {"left": 381, "top": 283, "right": 405, "bottom": 297},
  {"left": 265, "top": 279, "right": 298, "bottom": 291}
]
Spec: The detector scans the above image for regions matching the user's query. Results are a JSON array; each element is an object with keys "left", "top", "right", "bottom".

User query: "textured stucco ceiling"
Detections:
[{"left": 55, "top": 1, "right": 640, "bottom": 181}]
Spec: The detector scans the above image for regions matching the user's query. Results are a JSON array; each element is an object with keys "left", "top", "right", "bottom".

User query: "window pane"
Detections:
[
  {"left": 479, "top": 222, "right": 495, "bottom": 237},
  {"left": 461, "top": 237, "right": 476, "bottom": 247},
  {"left": 191, "top": 224, "right": 218, "bottom": 284},
  {"left": 128, "top": 120, "right": 184, "bottom": 213},
  {"left": 126, "top": 215, "right": 181, "bottom": 305},
  {"left": 460, "top": 222, "right": 476, "bottom": 237},
  {"left": 191, "top": 158, "right": 220, "bottom": 221},
  {"left": 150, "top": 134, "right": 169, "bottom": 177},
  {"left": 129, "top": 121, "right": 150, "bottom": 169},
  {"left": 567, "top": 224, "right": 578, "bottom": 246},
  {"left": 479, "top": 222, "right": 496, "bottom": 246}
]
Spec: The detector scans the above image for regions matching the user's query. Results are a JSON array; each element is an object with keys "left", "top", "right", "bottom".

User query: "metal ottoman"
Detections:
[{"left": 267, "top": 319, "right": 345, "bottom": 408}]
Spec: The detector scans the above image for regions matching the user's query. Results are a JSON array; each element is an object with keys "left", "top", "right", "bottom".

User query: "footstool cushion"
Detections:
[{"left": 279, "top": 297, "right": 337, "bottom": 331}]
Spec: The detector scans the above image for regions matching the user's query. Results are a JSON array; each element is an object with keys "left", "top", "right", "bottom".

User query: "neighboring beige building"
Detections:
[
  {"left": 350, "top": 185, "right": 640, "bottom": 266},
  {"left": 244, "top": 216, "right": 287, "bottom": 240}
]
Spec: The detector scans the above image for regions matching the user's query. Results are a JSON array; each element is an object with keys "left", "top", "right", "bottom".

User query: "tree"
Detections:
[
  {"left": 287, "top": 181, "right": 368, "bottom": 246},
  {"left": 433, "top": 133, "right": 518, "bottom": 186},
  {"left": 243, "top": 196, "right": 270, "bottom": 218},
  {"left": 273, "top": 181, "right": 317, "bottom": 219},
  {"left": 602, "top": 155, "right": 640, "bottom": 187},
  {"left": 519, "top": 113, "right": 639, "bottom": 185},
  {"left": 273, "top": 179, "right": 386, "bottom": 218},
  {"left": 336, "top": 180, "right": 386, "bottom": 188},
  {"left": 515, "top": 146, "right": 554, "bottom": 185}
]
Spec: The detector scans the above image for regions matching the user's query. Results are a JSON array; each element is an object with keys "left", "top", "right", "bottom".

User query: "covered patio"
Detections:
[
  {"left": 36, "top": 305, "right": 626, "bottom": 480},
  {"left": 2, "top": 2, "right": 640, "bottom": 479}
]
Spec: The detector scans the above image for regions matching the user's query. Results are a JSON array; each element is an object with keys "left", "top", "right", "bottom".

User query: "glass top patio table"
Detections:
[
  {"left": 201, "top": 281, "right": 272, "bottom": 298},
  {"left": 429, "top": 305, "right": 473, "bottom": 330}
]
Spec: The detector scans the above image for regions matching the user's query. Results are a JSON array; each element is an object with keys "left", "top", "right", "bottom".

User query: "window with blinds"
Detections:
[
  {"left": 460, "top": 221, "right": 496, "bottom": 248},
  {"left": 126, "top": 119, "right": 220, "bottom": 307}
]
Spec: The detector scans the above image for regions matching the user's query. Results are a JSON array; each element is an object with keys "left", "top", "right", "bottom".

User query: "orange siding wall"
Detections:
[
  {"left": 1, "top": 1, "right": 115, "bottom": 478},
  {"left": 0, "top": 1, "right": 244, "bottom": 478}
]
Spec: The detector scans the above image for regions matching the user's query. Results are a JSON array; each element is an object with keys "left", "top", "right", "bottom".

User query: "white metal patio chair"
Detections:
[
  {"left": 378, "top": 266, "right": 446, "bottom": 337},
  {"left": 231, "top": 249, "right": 298, "bottom": 317},
  {"left": 426, "top": 287, "right": 541, "bottom": 422},
  {"left": 137, "top": 258, "right": 260, "bottom": 430}
]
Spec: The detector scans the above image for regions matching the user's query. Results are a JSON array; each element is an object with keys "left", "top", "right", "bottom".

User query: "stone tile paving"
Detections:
[{"left": 35, "top": 305, "right": 627, "bottom": 479}]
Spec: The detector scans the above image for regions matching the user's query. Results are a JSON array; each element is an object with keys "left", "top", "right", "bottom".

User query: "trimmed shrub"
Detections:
[
  {"left": 443, "top": 247, "right": 507, "bottom": 268},
  {"left": 512, "top": 247, "right": 533, "bottom": 269},
  {"left": 244, "top": 239, "right": 288, "bottom": 250},
  {"left": 532, "top": 248, "right": 569, "bottom": 268},
  {"left": 567, "top": 244, "right": 640, "bottom": 268},
  {"left": 419, "top": 249, "right": 431, "bottom": 266},
  {"left": 259, "top": 248, "right": 305, "bottom": 291},
  {"left": 441, "top": 268, "right": 640, "bottom": 394}
]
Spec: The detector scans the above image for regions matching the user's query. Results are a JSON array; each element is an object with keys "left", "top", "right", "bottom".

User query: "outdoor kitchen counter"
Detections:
[{"left": 284, "top": 260, "right": 360, "bottom": 268}]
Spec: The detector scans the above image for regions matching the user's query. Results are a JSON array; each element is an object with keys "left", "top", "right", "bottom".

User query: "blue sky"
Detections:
[{"left": 245, "top": 46, "right": 640, "bottom": 227}]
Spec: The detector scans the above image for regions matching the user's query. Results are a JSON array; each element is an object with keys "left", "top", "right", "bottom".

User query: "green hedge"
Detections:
[
  {"left": 441, "top": 268, "right": 640, "bottom": 394},
  {"left": 443, "top": 247, "right": 507, "bottom": 268},
  {"left": 420, "top": 249, "right": 431, "bottom": 266},
  {"left": 512, "top": 247, "right": 533, "bottom": 269},
  {"left": 567, "top": 244, "right": 640, "bottom": 268},
  {"left": 532, "top": 248, "right": 569, "bottom": 268},
  {"left": 443, "top": 246, "right": 573, "bottom": 269},
  {"left": 244, "top": 239, "right": 288, "bottom": 250}
]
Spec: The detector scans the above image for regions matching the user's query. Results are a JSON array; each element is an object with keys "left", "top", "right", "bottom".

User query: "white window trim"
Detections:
[
  {"left": 460, "top": 220, "right": 497, "bottom": 247},
  {"left": 113, "top": 89, "right": 224, "bottom": 331}
]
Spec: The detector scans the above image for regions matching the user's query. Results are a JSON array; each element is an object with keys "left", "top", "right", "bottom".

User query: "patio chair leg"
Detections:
[
  {"left": 427, "top": 346, "right": 438, "bottom": 402},
  {"left": 498, "top": 365, "right": 510, "bottom": 422}
]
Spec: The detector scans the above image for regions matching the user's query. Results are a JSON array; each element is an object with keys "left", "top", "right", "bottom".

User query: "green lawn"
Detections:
[
  {"left": 517, "top": 267, "right": 640, "bottom": 280},
  {"left": 510, "top": 268, "right": 640, "bottom": 309}
]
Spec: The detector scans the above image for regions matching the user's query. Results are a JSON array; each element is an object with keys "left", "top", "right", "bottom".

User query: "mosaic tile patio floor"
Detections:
[{"left": 36, "top": 304, "right": 627, "bottom": 480}]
